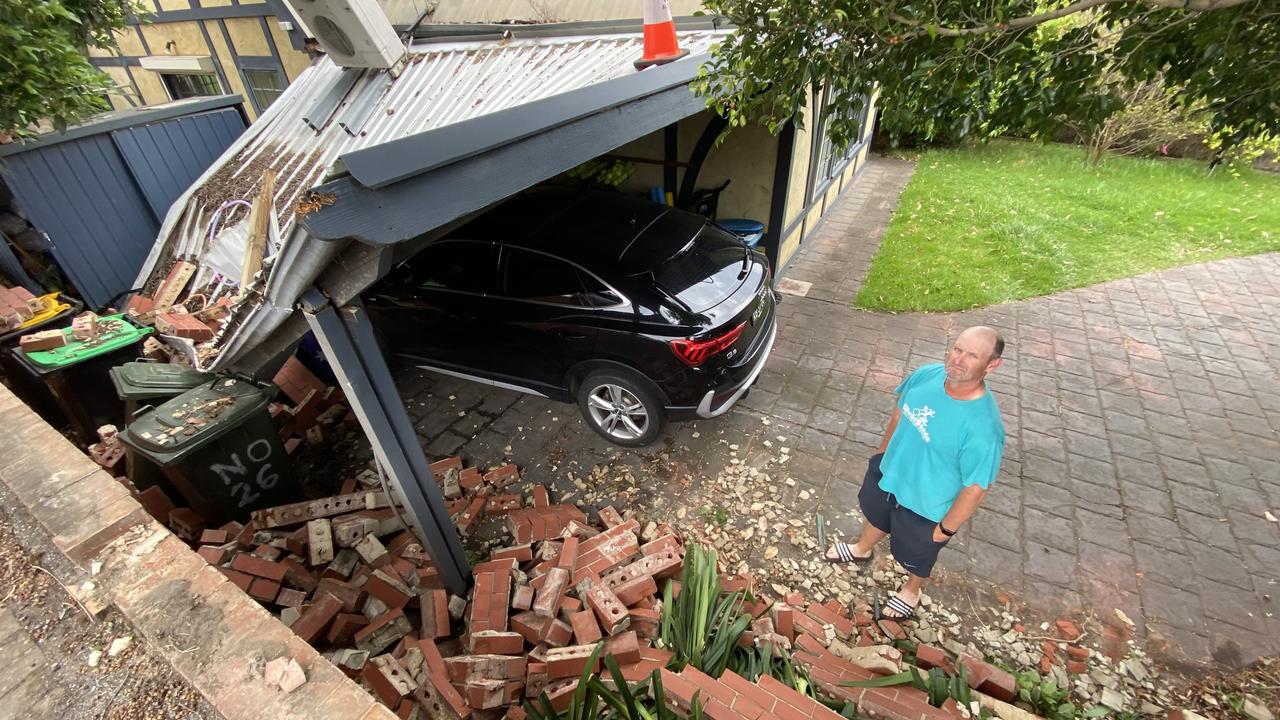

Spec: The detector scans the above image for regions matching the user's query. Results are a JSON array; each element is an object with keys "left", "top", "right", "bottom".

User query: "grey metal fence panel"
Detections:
[
  {"left": 0, "top": 104, "right": 246, "bottom": 309},
  {"left": 111, "top": 107, "right": 246, "bottom": 221},
  {"left": 0, "top": 135, "right": 158, "bottom": 308}
]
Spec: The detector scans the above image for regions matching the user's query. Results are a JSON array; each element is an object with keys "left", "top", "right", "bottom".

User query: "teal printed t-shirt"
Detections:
[{"left": 878, "top": 363, "right": 1005, "bottom": 523}]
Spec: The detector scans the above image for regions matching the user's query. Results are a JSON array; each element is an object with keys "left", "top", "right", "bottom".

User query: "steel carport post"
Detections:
[{"left": 300, "top": 288, "right": 471, "bottom": 594}]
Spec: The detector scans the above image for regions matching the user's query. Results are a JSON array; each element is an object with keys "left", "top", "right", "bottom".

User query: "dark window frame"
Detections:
[
  {"left": 807, "top": 87, "right": 873, "bottom": 203},
  {"left": 238, "top": 56, "right": 287, "bottom": 113},
  {"left": 160, "top": 72, "right": 222, "bottom": 100}
]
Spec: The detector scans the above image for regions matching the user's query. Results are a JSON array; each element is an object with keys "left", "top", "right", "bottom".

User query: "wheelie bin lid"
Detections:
[
  {"left": 716, "top": 218, "right": 765, "bottom": 235},
  {"left": 17, "top": 313, "right": 152, "bottom": 372},
  {"left": 110, "top": 361, "right": 213, "bottom": 401},
  {"left": 119, "top": 377, "right": 276, "bottom": 465}
]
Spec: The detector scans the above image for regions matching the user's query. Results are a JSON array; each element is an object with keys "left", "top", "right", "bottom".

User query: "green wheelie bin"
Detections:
[
  {"left": 110, "top": 361, "right": 213, "bottom": 491},
  {"left": 5, "top": 313, "right": 152, "bottom": 443},
  {"left": 119, "top": 377, "right": 301, "bottom": 525}
]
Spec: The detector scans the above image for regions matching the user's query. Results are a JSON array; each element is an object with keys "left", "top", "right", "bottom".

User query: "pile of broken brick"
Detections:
[
  {"left": 0, "top": 284, "right": 44, "bottom": 333},
  {"left": 172, "top": 452, "right": 1047, "bottom": 720},
  {"left": 17, "top": 308, "right": 123, "bottom": 353}
]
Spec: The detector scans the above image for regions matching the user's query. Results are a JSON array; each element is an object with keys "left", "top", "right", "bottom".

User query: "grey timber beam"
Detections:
[
  {"left": 300, "top": 83, "right": 705, "bottom": 245},
  {"left": 300, "top": 289, "right": 470, "bottom": 594}
]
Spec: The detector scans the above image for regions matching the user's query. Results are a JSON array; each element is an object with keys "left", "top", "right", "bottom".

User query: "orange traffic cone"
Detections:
[{"left": 635, "top": 0, "right": 689, "bottom": 69}]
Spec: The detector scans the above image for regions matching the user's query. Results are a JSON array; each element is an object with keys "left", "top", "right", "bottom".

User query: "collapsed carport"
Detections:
[{"left": 132, "top": 21, "right": 752, "bottom": 596}]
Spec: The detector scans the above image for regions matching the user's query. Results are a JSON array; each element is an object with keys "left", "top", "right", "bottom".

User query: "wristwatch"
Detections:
[{"left": 938, "top": 523, "right": 957, "bottom": 537}]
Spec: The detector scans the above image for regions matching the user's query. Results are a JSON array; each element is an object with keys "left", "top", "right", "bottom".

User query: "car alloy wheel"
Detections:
[{"left": 585, "top": 383, "right": 650, "bottom": 441}]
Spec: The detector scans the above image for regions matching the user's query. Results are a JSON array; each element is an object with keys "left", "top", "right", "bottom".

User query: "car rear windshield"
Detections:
[{"left": 653, "top": 224, "right": 745, "bottom": 312}]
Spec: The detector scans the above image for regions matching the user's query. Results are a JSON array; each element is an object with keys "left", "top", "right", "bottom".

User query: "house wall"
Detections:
[
  {"left": 89, "top": 2, "right": 297, "bottom": 121},
  {"left": 774, "top": 86, "right": 879, "bottom": 273},
  {"left": 610, "top": 112, "right": 777, "bottom": 224}
]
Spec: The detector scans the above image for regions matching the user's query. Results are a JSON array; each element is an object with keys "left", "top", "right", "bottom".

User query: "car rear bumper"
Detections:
[{"left": 693, "top": 320, "right": 777, "bottom": 418}]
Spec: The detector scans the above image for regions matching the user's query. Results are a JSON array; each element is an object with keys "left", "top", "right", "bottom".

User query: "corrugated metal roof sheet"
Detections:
[
  {"left": 135, "top": 29, "right": 724, "bottom": 369},
  {"left": 142, "top": 31, "right": 722, "bottom": 267}
]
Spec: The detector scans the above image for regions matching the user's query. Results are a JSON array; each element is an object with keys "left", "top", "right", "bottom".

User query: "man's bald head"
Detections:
[{"left": 958, "top": 326, "right": 1005, "bottom": 362}]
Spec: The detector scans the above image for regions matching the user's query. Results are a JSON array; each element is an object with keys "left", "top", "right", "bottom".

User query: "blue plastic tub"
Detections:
[{"left": 717, "top": 218, "right": 765, "bottom": 248}]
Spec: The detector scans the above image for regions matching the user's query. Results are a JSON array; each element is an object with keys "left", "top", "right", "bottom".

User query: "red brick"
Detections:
[
  {"left": 364, "top": 655, "right": 418, "bottom": 707},
  {"left": 557, "top": 536, "right": 579, "bottom": 572},
  {"left": 219, "top": 567, "right": 254, "bottom": 591},
  {"left": 544, "top": 679, "right": 579, "bottom": 713},
  {"left": 602, "top": 630, "right": 640, "bottom": 664},
  {"left": 559, "top": 595, "right": 582, "bottom": 614},
  {"left": 543, "top": 619, "right": 574, "bottom": 650},
  {"left": 417, "top": 669, "right": 471, "bottom": 720},
  {"left": 613, "top": 574, "right": 658, "bottom": 607},
  {"left": 545, "top": 644, "right": 600, "bottom": 679},
  {"left": 156, "top": 311, "right": 214, "bottom": 341},
  {"left": 251, "top": 544, "right": 283, "bottom": 562},
  {"left": 470, "top": 630, "right": 525, "bottom": 655},
  {"left": 597, "top": 506, "right": 625, "bottom": 528},
  {"left": 525, "top": 661, "right": 549, "bottom": 699},
  {"left": 444, "top": 655, "right": 528, "bottom": 683},
  {"left": 1066, "top": 645, "right": 1091, "bottom": 661},
  {"left": 511, "top": 611, "right": 551, "bottom": 644},
  {"left": 199, "top": 528, "right": 230, "bottom": 545},
  {"left": 585, "top": 584, "right": 630, "bottom": 635},
  {"left": 230, "top": 553, "right": 286, "bottom": 582},
  {"left": 491, "top": 544, "right": 534, "bottom": 563},
  {"left": 366, "top": 570, "right": 412, "bottom": 609},
  {"left": 291, "top": 592, "right": 343, "bottom": 642},
  {"left": 429, "top": 456, "right": 462, "bottom": 474},
  {"left": 483, "top": 463, "right": 520, "bottom": 488},
  {"left": 279, "top": 557, "right": 319, "bottom": 594},
  {"left": 771, "top": 605, "right": 794, "bottom": 641},
  {"left": 315, "top": 578, "right": 363, "bottom": 613},
  {"left": 1055, "top": 619, "right": 1082, "bottom": 641},
  {"left": 805, "top": 602, "right": 855, "bottom": 639},
  {"left": 248, "top": 577, "right": 280, "bottom": 603},
  {"left": 197, "top": 545, "right": 229, "bottom": 565},
  {"left": 914, "top": 644, "right": 953, "bottom": 673},
  {"left": 460, "top": 678, "right": 524, "bottom": 710},
  {"left": 977, "top": 664, "right": 1018, "bottom": 703},
  {"left": 485, "top": 494, "right": 522, "bottom": 516},
  {"left": 628, "top": 607, "right": 661, "bottom": 640},
  {"left": 569, "top": 610, "right": 601, "bottom": 645},
  {"left": 1066, "top": 659, "right": 1088, "bottom": 674},
  {"left": 420, "top": 588, "right": 451, "bottom": 639},
  {"left": 459, "top": 467, "right": 484, "bottom": 493},
  {"left": 512, "top": 584, "right": 535, "bottom": 611},
  {"left": 276, "top": 587, "right": 306, "bottom": 608},
  {"left": 533, "top": 567, "right": 571, "bottom": 618},
  {"left": 531, "top": 486, "right": 549, "bottom": 508},
  {"left": 355, "top": 608, "right": 412, "bottom": 655},
  {"left": 326, "top": 612, "right": 369, "bottom": 644}
]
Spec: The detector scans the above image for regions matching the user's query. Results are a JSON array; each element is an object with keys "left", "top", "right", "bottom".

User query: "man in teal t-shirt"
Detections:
[{"left": 824, "top": 326, "right": 1006, "bottom": 622}]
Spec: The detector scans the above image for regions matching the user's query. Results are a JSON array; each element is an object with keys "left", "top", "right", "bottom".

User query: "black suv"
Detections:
[{"left": 365, "top": 188, "right": 777, "bottom": 446}]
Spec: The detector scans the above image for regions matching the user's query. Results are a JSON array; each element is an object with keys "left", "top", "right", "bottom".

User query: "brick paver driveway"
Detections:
[{"left": 395, "top": 158, "right": 1280, "bottom": 670}]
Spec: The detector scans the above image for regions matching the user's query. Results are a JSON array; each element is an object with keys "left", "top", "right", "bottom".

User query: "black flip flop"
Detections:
[
  {"left": 873, "top": 593, "right": 919, "bottom": 623},
  {"left": 823, "top": 542, "right": 873, "bottom": 564}
]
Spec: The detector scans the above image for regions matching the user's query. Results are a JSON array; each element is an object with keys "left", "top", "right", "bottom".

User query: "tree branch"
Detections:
[{"left": 890, "top": 0, "right": 1254, "bottom": 37}]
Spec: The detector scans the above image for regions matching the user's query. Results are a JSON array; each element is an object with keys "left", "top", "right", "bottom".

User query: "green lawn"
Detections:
[{"left": 855, "top": 139, "right": 1280, "bottom": 312}]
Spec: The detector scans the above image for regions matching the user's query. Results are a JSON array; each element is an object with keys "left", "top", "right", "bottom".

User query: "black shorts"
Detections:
[{"left": 858, "top": 453, "right": 950, "bottom": 578}]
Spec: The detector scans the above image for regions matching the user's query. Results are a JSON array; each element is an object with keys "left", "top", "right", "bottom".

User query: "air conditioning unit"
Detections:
[{"left": 284, "top": 0, "right": 405, "bottom": 70}]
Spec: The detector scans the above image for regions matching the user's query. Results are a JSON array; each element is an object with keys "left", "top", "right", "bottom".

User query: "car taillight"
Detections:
[{"left": 670, "top": 321, "right": 747, "bottom": 367}]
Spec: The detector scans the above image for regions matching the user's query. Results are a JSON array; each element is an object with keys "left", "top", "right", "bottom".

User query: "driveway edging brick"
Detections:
[{"left": 0, "top": 385, "right": 395, "bottom": 720}]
